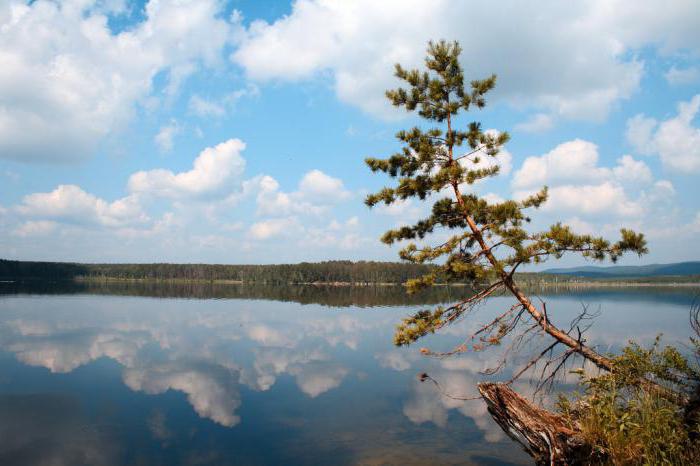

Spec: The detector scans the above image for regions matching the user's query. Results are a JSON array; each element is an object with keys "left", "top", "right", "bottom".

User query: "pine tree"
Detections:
[{"left": 365, "top": 40, "right": 648, "bottom": 378}]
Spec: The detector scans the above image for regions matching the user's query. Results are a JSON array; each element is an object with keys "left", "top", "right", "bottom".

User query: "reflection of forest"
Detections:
[
  {"left": 0, "top": 280, "right": 696, "bottom": 307},
  {"left": 0, "top": 281, "right": 461, "bottom": 306}
]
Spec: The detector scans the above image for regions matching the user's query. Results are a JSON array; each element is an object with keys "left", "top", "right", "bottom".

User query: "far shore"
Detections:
[{"left": 64, "top": 276, "right": 700, "bottom": 288}]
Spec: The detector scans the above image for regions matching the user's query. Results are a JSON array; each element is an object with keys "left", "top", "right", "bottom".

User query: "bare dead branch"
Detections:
[
  {"left": 417, "top": 372, "right": 482, "bottom": 401},
  {"left": 508, "top": 340, "right": 560, "bottom": 385}
]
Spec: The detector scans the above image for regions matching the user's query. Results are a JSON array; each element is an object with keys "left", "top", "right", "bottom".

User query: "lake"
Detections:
[{"left": 0, "top": 283, "right": 697, "bottom": 465}]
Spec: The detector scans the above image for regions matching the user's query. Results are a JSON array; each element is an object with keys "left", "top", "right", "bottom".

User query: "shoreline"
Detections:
[{"left": 63, "top": 277, "right": 700, "bottom": 288}]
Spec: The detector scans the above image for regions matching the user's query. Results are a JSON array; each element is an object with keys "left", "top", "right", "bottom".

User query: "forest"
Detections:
[
  {"left": 1, "top": 258, "right": 697, "bottom": 285},
  {"left": 0, "top": 259, "right": 433, "bottom": 284}
]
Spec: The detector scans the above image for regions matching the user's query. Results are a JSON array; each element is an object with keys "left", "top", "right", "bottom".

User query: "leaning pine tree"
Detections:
[{"left": 364, "top": 41, "right": 652, "bottom": 463}]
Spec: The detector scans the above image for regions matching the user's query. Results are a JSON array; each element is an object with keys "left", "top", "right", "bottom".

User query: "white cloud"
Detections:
[
  {"left": 289, "top": 362, "right": 348, "bottom": 398},
  {"left": 233, "top": 0, "right": 699, "bottom": 121},
  {"left": 640, "top": 179, "right": 676, "bottom": 206},
  {"left": 511, "top": 139, "right": 669, "bottom": 221},
  {"left": 376, "top": 198, "right": 422, "bottom": 219},
  {"left": 299, "top": 169, "right": 351, "bottom": 201},
  {"left": 612, "top": 154, "right": 652, "bottom": 184},
  {"left": 247, "top": 324, "right": 296, "bottom": 347},
  {"left": 665, "top": 66, "right": 700, "bottom": 85},
  {"left": 468, "top": 143, "right": 512, "bottom": 178},
  {"left": 189, "top": 84, "right": 259, "bottom": 118},
  {"left": 227, "top": 83, "right": 261, "bottom": 102},
  {"left": 248, "top": 217, "right": 300, "bottom": 240},
  {"left": 17, "top": 184, "right": 148, "bottom": 227},
  {"left": 561, "top": 216, "right": 596, "bottom": 235},
  {"left": 375, "top": 351, "right": 411, "bottom": 371},
  {"left": 481, "top": 192, "right": 506, "bottom": 205},
  {"left": 9, "top": 329, "right": 146, "bottom": 374},
  {"left": 515, "top": 113, "right": 554, "bottom": 133},
  {"left": 12, "top": 220, "right": 57, "bottom": 237},
  {"left": 625, "top": 114, "right": 657, "bottom": 155},
  {"left": 530, "top": 182, "right": 643, "bottom": 217},
  {"left": 188, "top": 95, "right": 225, "bottom": 117},
  {"left": 302, "top": 219, "right": 370, "bottom": 251},
  {"left": 128, "top": 139, "right": 246, "bottom": 199},
  {"left": 154, "top": 120, "right": 180, "bottom": 152},
  {"left": 4, "top": 137, "right": 364, "bottom": 259},
  {"left": 648, "top": 95, "right": 700, "bottom": 172},
  {"left": 255, "top": 181, "right": 323, "bottom": 217},
  {"left": 123, "top": 362, "right": 242, "bottom": 427},
  {"left": 0, "top": 0, "right": 239, "bottom": 162},
  {"left": 626, "top": 95, "right": 700, "bottom": 173},
  {"left": 255, "top": 170, "right": 350, "bottom": 217},
  {"left": 512, "top": 139, "right": 610, "bottom": 190}
]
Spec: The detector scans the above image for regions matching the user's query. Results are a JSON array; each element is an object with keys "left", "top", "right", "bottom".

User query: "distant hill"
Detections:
[{"left": 542, "top": 261, "right": 700, "bottom": 278}]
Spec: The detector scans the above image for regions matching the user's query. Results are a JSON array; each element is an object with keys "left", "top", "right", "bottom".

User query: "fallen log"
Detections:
[{"left": 477, "top": 382, "right": 595, "bottom": 465}]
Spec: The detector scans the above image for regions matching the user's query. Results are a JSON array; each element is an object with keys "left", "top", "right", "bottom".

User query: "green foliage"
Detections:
[
  {"left": 0, "top": 259, "right": 432, "bottom": 284},
  {"left": 364, "top": 40, "right": 648, "bottom": 346},
  {"left": 393, "top": 307, "right": 445, "bottom": 346},
  {"left": 559, "top": 337, "right": 700, "bottom": 465}
]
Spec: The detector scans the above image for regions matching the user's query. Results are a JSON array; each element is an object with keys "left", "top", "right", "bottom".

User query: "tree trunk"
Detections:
[{"left": 477, "top": 382, "right": 595, "bottom": 465}]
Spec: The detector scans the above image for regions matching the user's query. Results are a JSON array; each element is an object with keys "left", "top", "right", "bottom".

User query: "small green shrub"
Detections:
[{"left": 559, "top": 336, "right": 700, "bottom": 465}]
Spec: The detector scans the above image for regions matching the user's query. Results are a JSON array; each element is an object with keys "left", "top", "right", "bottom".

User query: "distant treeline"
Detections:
[
  {"left": 0, "top": 280, "right": 466, "bottom": 306},
  {"left": 1, "top": 259, "right": 698, "bottom": 285},
  {"left": 0, "top": 259, "right": 433, "bottom": 284},
  {"left": 2, "top": 280, "right": 695, "bottom": 307}
]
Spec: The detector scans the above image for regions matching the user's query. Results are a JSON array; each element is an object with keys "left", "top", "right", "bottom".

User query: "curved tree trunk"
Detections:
[{"left": 477, "top": 382, "right": 596, "bottom": 465}]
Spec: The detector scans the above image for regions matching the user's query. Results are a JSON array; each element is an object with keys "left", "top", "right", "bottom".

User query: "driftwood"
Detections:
[{"left": 477, "top": 382, "right": 594, "bottom": 465}]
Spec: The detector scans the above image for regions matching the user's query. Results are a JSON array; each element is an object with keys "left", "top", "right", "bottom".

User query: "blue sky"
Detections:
[{"left": 0, "top": 0, "right": 699, "bottom": 267}]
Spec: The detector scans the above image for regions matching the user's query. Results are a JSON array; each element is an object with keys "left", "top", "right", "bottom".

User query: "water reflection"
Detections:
[
  {"left": 0, "top": 393, "right": 119, "bottom": 465},
  {"left": 0, "top": 297, "right": 380, "bottom": 428},
  {"left": 0, "top": 285, "right": 696, "bottom": 465}
]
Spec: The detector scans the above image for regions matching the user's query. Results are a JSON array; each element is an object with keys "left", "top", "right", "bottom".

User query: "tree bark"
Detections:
[{"left": 477, "top": 382, "right": 595, "bottom": 465}]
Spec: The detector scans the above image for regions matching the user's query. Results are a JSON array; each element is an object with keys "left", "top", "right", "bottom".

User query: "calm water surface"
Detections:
[{"left": 0, "top": 283, "right": 696, "bottom": 465}]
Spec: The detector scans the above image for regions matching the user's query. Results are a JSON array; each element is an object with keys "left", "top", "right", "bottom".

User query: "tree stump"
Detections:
[{"left": 477, "top": 382, "right": 593, "bottom": 465}]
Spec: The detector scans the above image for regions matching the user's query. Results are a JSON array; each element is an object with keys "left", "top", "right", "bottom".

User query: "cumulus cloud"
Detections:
[
  {"left": 625, "top": 114, "right": 657, "bottom": 155},
  {"left": 626, "top": 94, "right": 700, "bottom": 173},
  {"left": 511, "top": 139, "right": 662, "bottom": 219},
  {"left": 512, "top": 140, "right": 610, "bottom": 190},
  {"left": 299, "top": 169, "right": 351, "bottom": 201},
  {"left": 128, "top": 139, "right": 247, "bottom": 199},
  {"left": 12, "top": 220, "right": 57, "bottom": 237},
  {"left": 247, "top": 346, "right": 329, "bottom": 391},
  {"left": 123, "top": 362, "right": 242, "bottom": 427},
  {"left": 254, "top": 169, "right": 351, "bottom": 217},
  {"left": 155, "top": 120, "right": 180, "bottom": 152},
  {"left": 375, "top": 351, "right": 411, "bottom": 371},
  {"left": 5, "top": 136, "right": 363, "bottom": 259},
  {"left": 17, "top": 184, "right": 148, "bottom": 227},
  {"left": 532, "top": 182, "right": 643, "bottom": 217},
  {"left": 0, "top": 0, "right": 239, "bottom": 162},
  {"left": 232, "top": 0, "right": 699, "bottom": 121},
  {"left": 247, "top": 324, "right": 296, "bottom": 347},
  {"left": 375, "top": 198, "right": 423, "bottom": 220},
  {"left": 402, "top": 369, "right": 504, "bottom": 442},
  {"left": 463, "top": 135, "right": 513, "bottom": 178},
  {"left": 289, "top": 362, "right": 349, "bottom": 398},
  {"left": 9, "top": 329, "right": 146, "bottom": 373},
  {"left": 248, "top": 217, "right": 301, "bottom": 240},
  {"left": 612, "top": 154, "right": 653, "bottom": 184}
]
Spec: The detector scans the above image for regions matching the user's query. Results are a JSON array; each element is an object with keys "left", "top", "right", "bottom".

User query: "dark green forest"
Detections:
[
  {"left": 0, "top": 259, "right": 433, "bottom": 284},
  {"left": 1, "top": 259, "right": 698, "bottom": 285}
]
